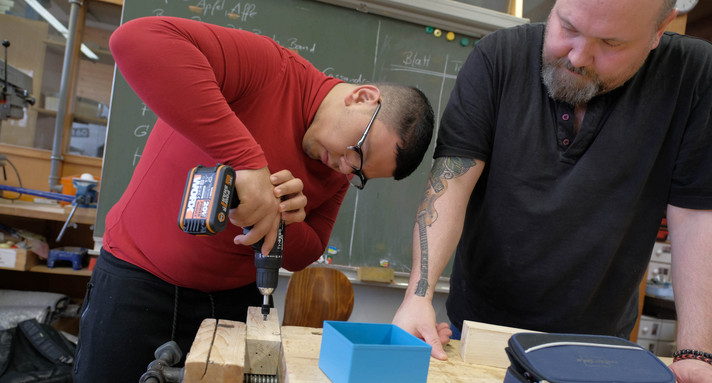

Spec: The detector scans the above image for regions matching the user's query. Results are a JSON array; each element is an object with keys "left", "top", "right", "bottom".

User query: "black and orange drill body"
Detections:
[{"left": 178, "top": 164, "right": 238, "bottom": 235}]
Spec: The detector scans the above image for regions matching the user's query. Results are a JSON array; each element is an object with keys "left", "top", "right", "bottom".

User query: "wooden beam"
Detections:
[
  {"left": 666, "top": 13, "right": 688, "bottom": 34},
  {"left": 507, "top": 0, "right": 523, "bottom": 18},
  {"left": 89, "top": 0, "right": 123, "bottom": 6},
  {"left": 357, "top": 266, "right": 394, "bottom": 283},
  {"left": 245, "top": 307, "right": 282, "bottom": 375},
  {"left": 184, "top": 319, "right": 215, "bottom": 382},
  {"left": 184, "top": 318, "right": 246, "bottom": 383},
  {"left": 316, "top": 0, "right": 527, "bottom": 38},
  {"left": 630, "top": 266, "right": 648, "bottom": 343},
  {"left": 460, "top": 320, "right": 540, "bottom": 369}
]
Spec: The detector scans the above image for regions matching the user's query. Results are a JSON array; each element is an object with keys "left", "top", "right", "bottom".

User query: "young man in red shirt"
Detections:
[{"left": 74, "top": 16, "right": 434, "bottom": 382}]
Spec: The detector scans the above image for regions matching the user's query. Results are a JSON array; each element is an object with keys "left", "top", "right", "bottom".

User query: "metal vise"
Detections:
[
  {"left": 139, "top": 341, "right": 184, "bottom": 383},
  {"left": 1, "top": 40, "right": 35, "bottom": 121},
  {"left": 56, "top": 177, "right": 98, "bottom": 241}
]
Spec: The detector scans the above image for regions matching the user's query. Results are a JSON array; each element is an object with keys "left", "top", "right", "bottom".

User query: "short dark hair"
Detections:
[
  {"left": 374, "top": 84, "right": 434, "bottom": 180},
  {"left": 657, "top": 0, "right": 677, "bottom": 28}
]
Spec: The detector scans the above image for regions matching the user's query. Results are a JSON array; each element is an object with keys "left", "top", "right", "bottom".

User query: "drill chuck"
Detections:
[{"left": 255, "top": 267, "right": 279, "bottom": 296}]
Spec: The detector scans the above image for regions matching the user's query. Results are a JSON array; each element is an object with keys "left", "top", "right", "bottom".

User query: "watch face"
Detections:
[{"left": 676, "top": 0, "right": 699, "bottom": 13}]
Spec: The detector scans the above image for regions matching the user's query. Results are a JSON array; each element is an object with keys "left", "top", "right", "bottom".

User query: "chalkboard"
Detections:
[{"left": 97, "top": 0, "right": 526, "bottom": 274}]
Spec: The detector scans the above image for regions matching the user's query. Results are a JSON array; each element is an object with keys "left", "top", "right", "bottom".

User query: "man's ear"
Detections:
[{"left": 344, "top": 85, "right": 381, "bottom": 106}]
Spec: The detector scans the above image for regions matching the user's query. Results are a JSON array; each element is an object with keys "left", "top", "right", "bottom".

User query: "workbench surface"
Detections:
[{"left": 279, "top": 326, "right": 506, "bottom": 382}]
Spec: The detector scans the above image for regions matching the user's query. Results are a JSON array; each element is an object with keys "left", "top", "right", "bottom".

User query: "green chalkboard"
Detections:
[{"left": 97, "top": 0, "right": 525, "bottom": 274}]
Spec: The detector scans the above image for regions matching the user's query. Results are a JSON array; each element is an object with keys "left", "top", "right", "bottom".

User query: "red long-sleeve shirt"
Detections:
[{"left": 104, "top": 16, "right": 347, "bottom": 291}]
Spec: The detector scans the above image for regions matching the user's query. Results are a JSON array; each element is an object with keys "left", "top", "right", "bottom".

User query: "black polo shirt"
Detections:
[{"left": 438, "top": 23, "right": 712, "bottom": 336}]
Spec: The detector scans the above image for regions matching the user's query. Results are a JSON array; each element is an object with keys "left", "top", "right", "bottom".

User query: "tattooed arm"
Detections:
[{"left": 393, "top": 156, "right": 484, "bottom": 360}]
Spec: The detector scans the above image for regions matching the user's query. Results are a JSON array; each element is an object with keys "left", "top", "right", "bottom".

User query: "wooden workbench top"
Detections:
[
  {"left": 0, "top": 199, "right": 96, "bottom": 225},
  {"left": 190, "top": 321, "right": 674, "bottom": 382},
  {"left": 279, "top": 326, "right": 506, "bottom": 382}
]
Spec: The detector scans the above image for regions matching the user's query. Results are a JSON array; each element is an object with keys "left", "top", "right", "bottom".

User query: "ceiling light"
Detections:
[{"left": 24, "top": 0, "right": 99, "bottom": 61}]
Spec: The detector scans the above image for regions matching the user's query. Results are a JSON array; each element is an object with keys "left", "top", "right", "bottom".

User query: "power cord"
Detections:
[{"left": 0, "top": 153, "right": 24, "bottom": 200}]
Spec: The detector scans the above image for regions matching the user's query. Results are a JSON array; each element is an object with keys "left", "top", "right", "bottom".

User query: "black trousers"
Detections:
[{"left": 72, "top": 248, "right": 263, "bottom": 383}]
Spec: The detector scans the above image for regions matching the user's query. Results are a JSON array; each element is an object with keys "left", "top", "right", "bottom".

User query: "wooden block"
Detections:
[
  {"left": 279, "top": 327, "right": 326, "bottom": 383},
  {"left": 184, "top": 319, "right": 216, "bottom": 382},
  {"left": 184, "top": 318, "right": 246, "bottom": 383},
  {"left": 0, "top": 248, "right": 39, "bottom": 271},
  {"left": 357, "top": 266, "right": 394, "bottom": 283},
  {"left": 460, "top": 320, "right": 540, "bottom": 369},
  {"left": 245, "top": 306, "right": 282, "bottom": 375}
]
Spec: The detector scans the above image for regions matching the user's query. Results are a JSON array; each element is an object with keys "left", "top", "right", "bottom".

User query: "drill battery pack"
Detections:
[{"left": 178, "top": 164, "right": 237, "bottom": 235}]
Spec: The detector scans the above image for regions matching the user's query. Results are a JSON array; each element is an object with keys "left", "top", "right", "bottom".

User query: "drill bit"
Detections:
[{"left": 262, "top": 295, "right": 270, "bottom": 320}]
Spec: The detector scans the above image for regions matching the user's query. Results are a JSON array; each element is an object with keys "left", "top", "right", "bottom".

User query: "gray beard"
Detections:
[{"left": 541, "top": 59, "right": 604, "bottom": 105}]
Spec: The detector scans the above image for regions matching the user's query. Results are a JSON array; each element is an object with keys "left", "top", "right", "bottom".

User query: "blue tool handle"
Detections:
[{"left": 0, "top": 184, "right": 74, "bottom": 203}]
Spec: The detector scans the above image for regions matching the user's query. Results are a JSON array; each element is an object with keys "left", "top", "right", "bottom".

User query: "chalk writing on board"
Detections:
[
  {"left": 139, "top": 103, "right": 150, "bottom": 116},
  {"left": 192, "top": 0, "right": 228, "bottom": 17},
  {"left": 452, "top": 60, "right": 465, "bottom": 72},
  {"left": 129, "top": 102, "right": 156, "bottom": 167},
  {"left": 132, "top": 147, "right": 142, "bottom": 167},
  {"left": 228, "top": 2, "right": 257, "bottom": 21},
  {"left": 387, "top": 62, "right": 459, "bottom": 80},
  {"left": 286, "top": 38, "right": 316, "bottom": 53},
  {"left": 186, "top": 2, "right": 258, "bottom": 22},
  {"left": 265, "top": 35, "right": 316, "bottom": 53},
  {"left": 134, "top": 125, "right": 151, "bottom": 138},
  {"left": 322, "top": 68, "right": 368, "bottom": 84},
  {"left": 402, "top": 51, "right": 432, "bottom": 68}
]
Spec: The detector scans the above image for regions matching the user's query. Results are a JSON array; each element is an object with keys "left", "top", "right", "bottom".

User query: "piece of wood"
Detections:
[
  {"left": 184, "top": 318, "right": 246, "bottom": 383},
  {"left": 94, "top": 0, "right": 123, "bottom": 6},
  {"left": 184, "top": 319, "right": 216, "bottom": 382},
  {"left": 279, "top": 326, "right": 325, "bottom": 383},
  {"left": 245, "top": 306, "right": 282, "bottom": 375},
  {"left": 507, "top": 0, "right": 523, "bottom": 18},
  {"left": 667, "top": 13, "right": 687, "bottom": 34},
  {"left": 630, "top": 267, "right": 648, "bottom": 343},
  {"left": 357, "top": 266, "right": 395, "bottom": 283},
  {"left": 460, "top": 320, "right": 541, "bottom": 369},
  {"left": 0, "top": 249, "right": 39, "bottom": 271}
]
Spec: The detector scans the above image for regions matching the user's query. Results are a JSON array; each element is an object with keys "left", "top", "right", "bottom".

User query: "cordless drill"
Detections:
[
  {"left": 245, "top": 220, "right": 284, "bottom": 320},
  {"left": 178, "top": 164, "right": 283, "bottom": 319}
]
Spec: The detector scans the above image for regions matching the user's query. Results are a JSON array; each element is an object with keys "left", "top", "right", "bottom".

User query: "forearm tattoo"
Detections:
[{"left": 414, "top": 157, "right": 477, "bottom": 297}]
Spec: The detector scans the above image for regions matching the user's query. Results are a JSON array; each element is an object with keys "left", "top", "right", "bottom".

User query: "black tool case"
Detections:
[{"left": 503, "top": 332, "right": 676, "bottom": 383}]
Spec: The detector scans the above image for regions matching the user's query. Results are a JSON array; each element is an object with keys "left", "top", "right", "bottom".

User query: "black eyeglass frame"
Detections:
[{"left": 345, "top": 100, "right": 381, "bottom": 190}]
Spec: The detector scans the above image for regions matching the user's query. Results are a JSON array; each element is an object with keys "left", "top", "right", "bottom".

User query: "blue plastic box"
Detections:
[{"left": 319, "top": 321, "right": 431, "bottom": 383}]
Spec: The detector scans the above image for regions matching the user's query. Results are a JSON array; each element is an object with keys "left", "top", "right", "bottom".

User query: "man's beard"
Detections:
[{"left": 541, "top": 57, "right": 605, "bottom": 105}]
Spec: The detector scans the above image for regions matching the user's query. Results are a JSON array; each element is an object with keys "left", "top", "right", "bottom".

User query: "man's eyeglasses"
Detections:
[{"left": 344, "top": 100, "right": 381, "bottom": 190}]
